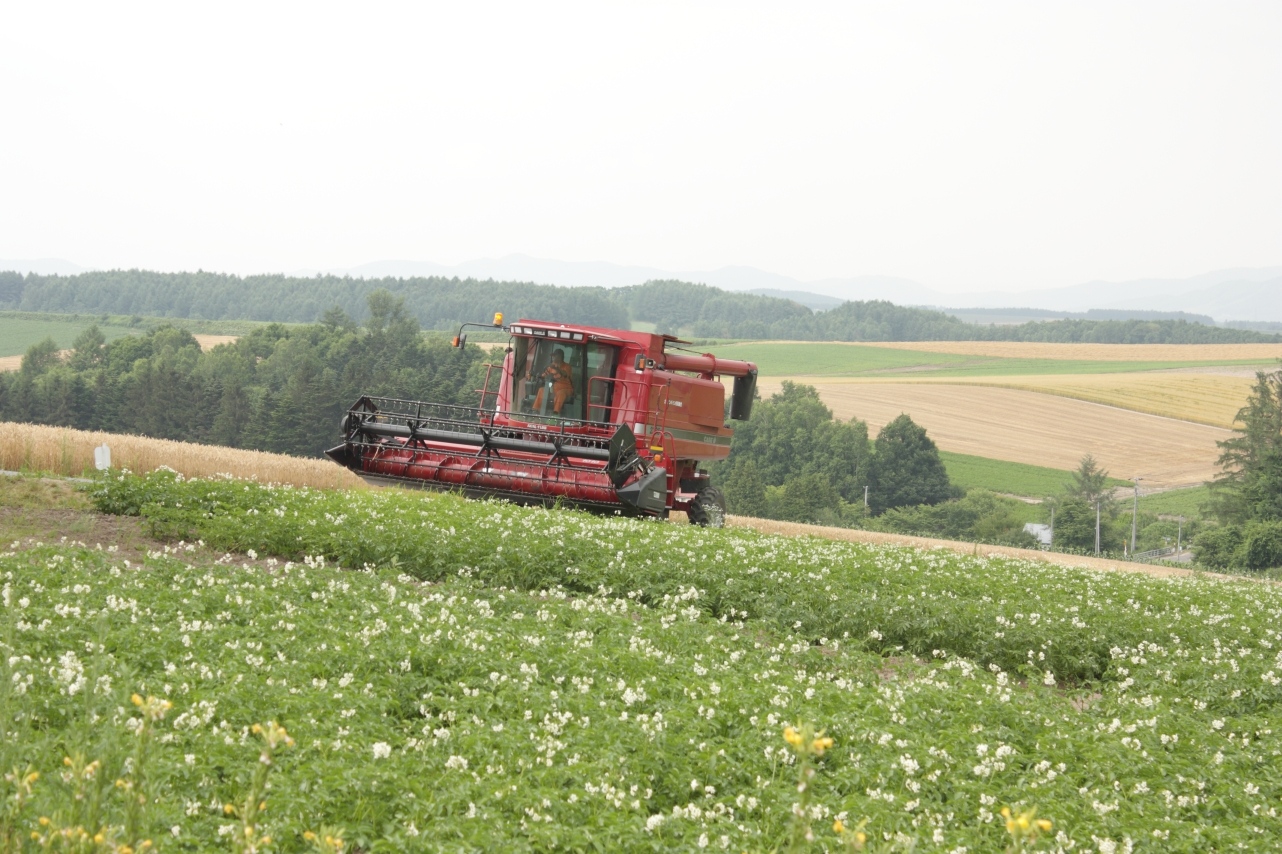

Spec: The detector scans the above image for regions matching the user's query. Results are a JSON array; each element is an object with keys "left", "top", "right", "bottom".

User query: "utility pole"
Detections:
[
  {"left": 1131, "top": 477, "right": 1142, "bottom": 554},
  {"left": 864, "top": 485, "right": 869, "bottom": 509},
  {"left": 1177, "top": 516, "right": 1183, "bottom": 553},
  {"left": 1095, "top": 500, "right": 1101, "bottom": 555}
]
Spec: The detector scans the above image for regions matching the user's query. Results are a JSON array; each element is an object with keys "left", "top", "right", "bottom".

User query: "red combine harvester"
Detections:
[{"left": 326, "top": 314, "right": 757, "bottom": 526}]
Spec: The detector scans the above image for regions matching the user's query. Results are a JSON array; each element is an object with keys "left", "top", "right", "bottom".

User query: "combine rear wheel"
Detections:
[{"left": 687, "top": 486, "right": 727, "bottom": 528}]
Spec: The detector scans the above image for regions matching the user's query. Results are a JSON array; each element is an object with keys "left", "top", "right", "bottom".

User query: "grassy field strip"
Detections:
[
  {"left": 0, "top": 316, "right": 142, "bottom": 357},
  {"left": 856, "top": 340, "right": 1282, "bottom": 362},
  {"left": 935, "top": 450, "right": 1119, "bottom": 499},
  {"left": 758, "top": 379, "right": 1228, "bottom": 488},
  {"left": 1136, "top": 484, "right": 1213, "bottom": 519},
  {"left": 710, "top": 341, "right": 1275, "bottom": 380},
  {"left": 709, "top": 342, "right": 979, "bottom": 375},
  {"left": 0, "top": 421, "right": 362, "bottom": 489}
]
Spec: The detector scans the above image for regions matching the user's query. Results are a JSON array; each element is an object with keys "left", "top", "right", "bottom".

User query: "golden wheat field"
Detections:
[
  {"left": 823, "top": 372, "right": 1256, "bottom": 429},
  {"left": 0, "top": 422, "right": 364, "bottom": 489},
  {"left": 860, "top": 341, "right": 1282, "bottom": 362},
  {"left": 757, "top": 379, "right": 1229, "bottom": 488}
]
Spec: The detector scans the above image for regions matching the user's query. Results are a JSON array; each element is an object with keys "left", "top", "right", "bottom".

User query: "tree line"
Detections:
[
  {"left": 2, "top": 269, "right": 1276, "bottom": 344},
  {"left": 1194, "top": 366, "right": 1282, "bottom": 571},
  {"left": 710, "top": 382, "right": 1040, "bottom": 547},
  {"left": 0, "top": 292, "right": 486, "bottom": 458}
]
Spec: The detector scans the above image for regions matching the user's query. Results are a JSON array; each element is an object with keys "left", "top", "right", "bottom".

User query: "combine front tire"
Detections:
[{"left": 687, "top": 486, "right": 727, "bottom": 528}]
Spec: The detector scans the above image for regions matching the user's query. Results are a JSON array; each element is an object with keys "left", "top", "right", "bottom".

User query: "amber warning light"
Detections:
[{"left": 493, "top": 312, "right": 504, "bottom": 326}]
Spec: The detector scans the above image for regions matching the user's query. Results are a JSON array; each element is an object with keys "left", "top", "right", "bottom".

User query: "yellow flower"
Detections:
[
  {"left": 131, "top": 693, "right": 143, "bottom": 706},
  {"left": 833, "top": 820, "right": 845, "bottom": 834},
  {"left": 783, "top": 726, "right": 803, "bottom": 747},
  {"left": 38, "top": 817, "right": 50, "bottom": 827},
  {"left": 224, "top": 803, "right": 236, "bottom": 815},
  {"left": 1037, "top": 819, "right": 1053, "bottom": 831},
  {"left": 304, "top": 831, "right": 317, "bottom": 841}
]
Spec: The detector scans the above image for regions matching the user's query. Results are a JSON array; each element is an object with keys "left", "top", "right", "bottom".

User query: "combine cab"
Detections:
[{"left": 326, "top": 314, "right": 757, "bottom": 526}]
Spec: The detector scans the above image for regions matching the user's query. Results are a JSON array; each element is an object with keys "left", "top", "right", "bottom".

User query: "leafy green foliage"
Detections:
[
  {"left": 867, "top": 490, "right": 1037, "bottom": 547},
  {"left": 29, "top": 468, "right": 1278, "bottom": 849},
  {"left": 1210, "top": 367, "right": 1282, "bottom": 525},
  {"left": 1196, "top": 368, "right": 1282, "bottom": 571},
  {"left": 716, "top": 382, "right": 870, "bottom": 522},
  {"left": 866, "top": 414, "right": 955, "bottom": 514},
  {"left": 0, "top": 291, "right": 485, "bottom": 458},
  {"left": 1194, "top": 521, "right": 1282, "bottom": 572},
  {"left": 1050, "top": 498, "right": 1111, "bottom": 553}
]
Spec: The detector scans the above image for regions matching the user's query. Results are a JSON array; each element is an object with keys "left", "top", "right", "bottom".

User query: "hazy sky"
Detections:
[{"left": 2, "top": 1, "right": 1278, "bottom": 292}]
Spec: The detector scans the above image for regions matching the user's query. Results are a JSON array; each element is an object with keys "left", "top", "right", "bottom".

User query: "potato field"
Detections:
[{"left": 2, "top": 469, "right": 1279, "bottom": 851}]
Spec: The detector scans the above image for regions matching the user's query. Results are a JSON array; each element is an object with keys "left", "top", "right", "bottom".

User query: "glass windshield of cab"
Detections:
[{"left": 512, "top": 337, "right": 617, "bottom": 423}]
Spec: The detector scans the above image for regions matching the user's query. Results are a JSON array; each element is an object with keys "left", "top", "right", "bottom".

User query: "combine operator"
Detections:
[{"left": 530, "top": 347, "right": 575, "bottom": 415}]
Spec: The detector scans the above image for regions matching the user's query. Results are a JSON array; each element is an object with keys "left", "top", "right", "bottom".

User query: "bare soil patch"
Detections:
[
  {"left": 193, "top": 334, "right": 238, "bottom": 350},
  {"left": 0, "top": 506, "right": 157, "bottom": 564}
]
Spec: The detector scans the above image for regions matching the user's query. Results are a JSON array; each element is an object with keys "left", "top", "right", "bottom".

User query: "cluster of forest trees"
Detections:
[
  {"left": 1194, "top": 367, "right": 1282, "bottom": 571},
  {"left": 3, "top": 269, "right": 1276, "bottom": 344},
  {"left": 711, "top": 383, "right": 1038, "bottom": 547},
  {"left": 0, "top": 292, "right": 486, "bottom": 458}
]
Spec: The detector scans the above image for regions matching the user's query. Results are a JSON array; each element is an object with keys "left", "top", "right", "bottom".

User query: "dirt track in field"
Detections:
[
  {"left": 759, "top": 379, "right": 1228, "bottom": 488},
  {"left": 727, "top": 515, "right": 1211, "bottom": 580}
]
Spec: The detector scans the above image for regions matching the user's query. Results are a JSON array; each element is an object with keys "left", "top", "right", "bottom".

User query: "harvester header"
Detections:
[{"left": 327, "top": 315, "right": 757, "bottom": 525}]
